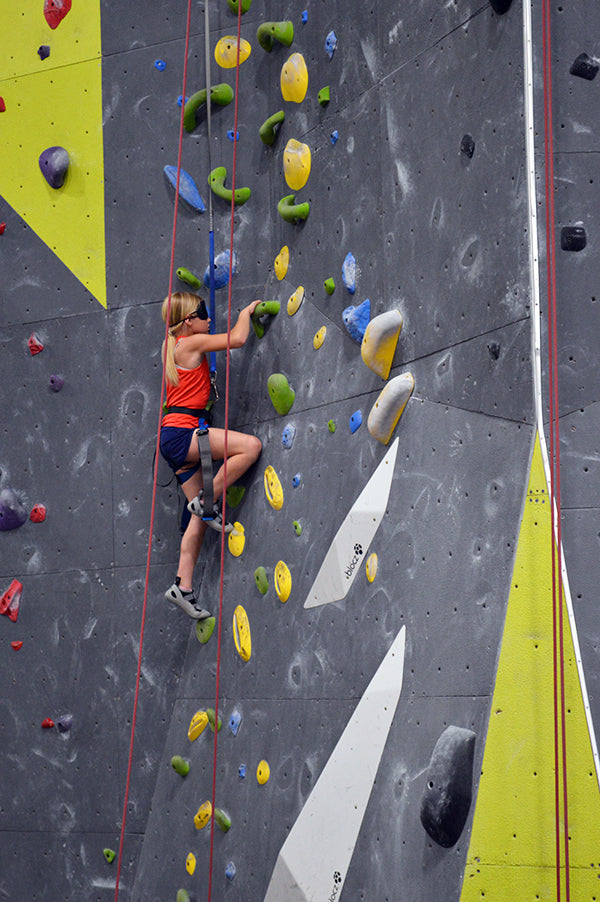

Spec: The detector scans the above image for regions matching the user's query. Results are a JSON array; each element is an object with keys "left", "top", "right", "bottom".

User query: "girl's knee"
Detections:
[{"left": 249, "top": 434, "right": 262, "bottom": 461}]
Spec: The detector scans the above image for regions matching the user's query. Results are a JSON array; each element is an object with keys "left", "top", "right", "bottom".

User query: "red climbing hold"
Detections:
[
  {"left": 44, "top": 0, "right": 72, "bottom": 29},
  {"left": 28, "top": 333, "right": 44, "bottom": 355},
  {"left": 30, "top": 504, "right": 47, "bottom": 523},
  {"left": 0, "top": 223, "right": 5, "bottom": 235},
  {"left": 11, "top": 641, "right": 23, "bottom": 651},
  {"left": 0, "top": 579, "right": 22, "bottom": 617},
  {"left": 0, "top": 98, "right": 5, "bottom": 113},
  {"left": 41, "top": 718, "right": 55, "bottom": 729}
]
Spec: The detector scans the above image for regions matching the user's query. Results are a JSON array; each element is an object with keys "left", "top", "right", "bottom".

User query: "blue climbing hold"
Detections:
[
  {"left": 225, "top": 862, "right": 237, "bottom": 882},
  {"left": 177, "top": 95, "right": 188, "bottom": 107},
  {"left": 164, "top": 166, "right": 206, "bottom": 213},
  {"left": 349, "top": 410, "right": 362, "bottom": 433},
  {"left": 330, "top": 130, "right": 339, "bottom": 145},
  {"left": 325, "top": 30, "right": 338, "bottom": 60},
  {"left": 204, "top": 250, "right": 237, "bottom": 289},
  {"left": 228, "top": 709, "right": 242, "bottom": 736},
  {"left": 282, "top": 423, "right": 296, "bottom": 449},
  {"left": 154, "top": 59, "right": 166, "bottom": 71},
  {"left": 301, "top": 10, "right": 308, "bottom": 23},
  {"left": 343, "top": 298, "right": 370, "bottom": 344},
  {"left": 292, "top": 473, "right": 301, "bottom": 488},
  {"left": 342, "top": 252, "right": 356, "bottom": 293},
  {"left": 227, "top": 129, "right": 240, "bottom": 142},
  {"left": 238, "top": 764, "right": 247, "bottom": 779}
]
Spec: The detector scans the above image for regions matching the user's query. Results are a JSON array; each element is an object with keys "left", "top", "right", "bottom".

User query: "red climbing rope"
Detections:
[
  {"left": 112, "top": 1, "right": 194, "bottom": 898},
  {"left": 541, "top": 0, "right": 570, "bottom": 898},
  {"left": 206, "top": 6, "right": 244, "bottom": 901}
]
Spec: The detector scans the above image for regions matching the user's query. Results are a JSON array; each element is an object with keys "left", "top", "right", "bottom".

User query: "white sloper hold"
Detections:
[
  {"left": 361, "top": 309, "right": 403, "bottom": 379},
  {"left": 367, "top": 372, "right": 414, "bottom": 444}
]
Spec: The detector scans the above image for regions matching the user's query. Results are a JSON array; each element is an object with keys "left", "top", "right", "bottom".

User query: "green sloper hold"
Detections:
[
  {"left": 252, "top": 300, "right": 281, "bottom": 338},
  {"left": 207, "top": 708, "right": 222, "bottom": 732},
  {"left": 268, "top": 373, "right": 295, "bottom": 415},
  {"left": 226, "top": 485, "right": 245, "bottom": 508},
  {"left": 278, "top": 194, "right": 310, "bottom": 223},
  {"left": 103, "top": 849, "right": 115, "bottom": 864},
  {"left": 214, "top": 807, "right": 231, "bottom": 832},
  {"left": 227, "top": 0, "right": 251, "bottom": 12},
  {"left": 171, "top": 755, "right": 190, "bottom": 776},
  {"left": 184, "top": 84, "right": 234, "bottom": 133},
  {"left": 176, "top": 891, "right": 191, "bottom": 902},
  {"left": 177, "top": 266, "right": 202, "bottom": 289},
  {"left": 209, "top": 166, "right": 251, "bottom": 206},
  {"left": 318, "top": 86, "right": 330, "bottom": 105},
  {"left": 196, "top": 616, "right": 215, "bottom": 644},
  {"left": 324, "top": 277, "right": 335, "bottom": 295},
  {"left": 259, "top": 110, "right": 285, "bottom": 145},
  {"left": 257, "top": 21, "right": 294, "bottom": 52},
  {"left": 254, "top": 566, "right": 269, "bottom": 595}
]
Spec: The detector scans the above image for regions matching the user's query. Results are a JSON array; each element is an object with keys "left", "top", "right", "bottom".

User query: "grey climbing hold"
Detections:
[
  {"left": 460, "top": 134, "right": 475, "bottom": 159},
  {"left": 39, "top": 146, "right": 70, "bottom": 188},
  {"left": 420, "top": 725, "right": 476, "bottom": 848},
  {"left": 561, "top": 226, "right": 586, "bottom": 252},
  {"left": 38, "top": 45, "right": 51, "bottom": 60},
  {"left": 570, "top": 52, "right": 599, "bottom": 80},
  {"left": 342, "top": 298, "right": 370, "bottom": 344},
  {"left": 0, "top": 488, "right": 28, "bottom": 531}
]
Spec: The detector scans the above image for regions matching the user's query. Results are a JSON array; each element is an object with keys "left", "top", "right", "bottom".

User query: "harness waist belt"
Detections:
[{"left": 165, "top": 405, "right": 212, "bottom": 420}]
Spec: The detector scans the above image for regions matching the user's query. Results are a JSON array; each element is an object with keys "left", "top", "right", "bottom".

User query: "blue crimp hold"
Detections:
[
  {"left": 292, "top": 473, "right": 301, "bottom": 488},
  {"left": 155, "top": 59, "right": 166, "bottom": 71},
  {"left": 227, "top": 129, "right": 240, "bottom": 142},
  {"left": 349, "top": 410, "right": 362, "bottom": 433},
  {"left": 325, "top": 30, "right": 338, "bottom": 60},
  {"left": 225, "top": 862, "right": 237, "bottom": 882},
  {"left": 342, "top": 298, "right": 370, "bottom": 344},
  {"left": 204, "top": 249, "right": 237, "bottom": 289},
  {"left": 164, "top": 166, "right": 206, "bottom": 213},
  {"left": 282, "top": 423, "right": 296, "bottom": 449},
  {"left": 238, "top": 764, "right": 247, "bottom": 779},
  {"left": 177, "top": 95, "right": 188, "bottom": 107},
  {"left": 228, "top": 709, "right": 242, "bottom": 736},
  {"left": 330, "top": 130, "right": 339, "bottom": 145},
  {"left": 302, "top": 10, "right": 308, "bottom": 22},
  {"left": 342, "top": 251, "right": 356, "bottom": 293}
]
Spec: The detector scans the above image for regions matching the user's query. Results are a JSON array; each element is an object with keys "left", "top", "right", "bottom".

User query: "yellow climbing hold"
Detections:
[
  {"left": 188, "top": 709, "right": 209, "bottom": 741},
  {"left": 233, "top": 604, "right": 252, "bottom": 662},
  {"left": 186, "top": 853, "right": 196, "bottom": 875},
  {"left": 366, "top": 553, "right": 378, "bottom": 583},
  {"left": 264, "top": 466, "right": 284, "bottom": 510},
  {"left": 215, "top": 36, "right": 252, "bottom": 68},
  {"left": 313, "top": 326, "right": 327, "bottom": 349},
  {"left": 283, "top": 138, "right": 312, "bottom": 191},
  {"left": 194, "top": 800, "right": 212, "bottom": 830},
  {"left": 228, "top": 521, "right": 246, "bottom": 557},
  {"left": 280, "top": 52, "right": 308, "bottom": 103},
  {"left": 274, "top": 245, "right": 289, "bottom": 280},
  {"left": 361, "top": 310, "right": 403, "bottom": 380},
  {"left": 287, "top": 286, "right": 305, "bottom": 316},
  {"left": 257, "top": 760, "right": 271, "bottom": 785},
  {"left": 274, "top": 560, "right": 292, "bottom": 603}
]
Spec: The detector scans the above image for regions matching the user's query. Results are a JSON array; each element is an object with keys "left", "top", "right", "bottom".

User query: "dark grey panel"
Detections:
[{"left": 559, "top": 402, "right": 600, "bottom": 510}]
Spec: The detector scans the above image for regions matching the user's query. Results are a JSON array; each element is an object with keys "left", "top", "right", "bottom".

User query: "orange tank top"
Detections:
[{"left": 162, "top": 338, "right": 211, "bottom": 429}]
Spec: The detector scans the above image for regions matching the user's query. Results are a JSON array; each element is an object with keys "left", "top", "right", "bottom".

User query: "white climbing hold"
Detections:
[{"left": 367, "top": 372, "right": 414, "bottom": 444}]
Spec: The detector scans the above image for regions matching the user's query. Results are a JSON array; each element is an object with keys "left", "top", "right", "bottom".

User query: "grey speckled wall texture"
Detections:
[{"left": 1, "top": 1, "right": 598, "bottom": 900}]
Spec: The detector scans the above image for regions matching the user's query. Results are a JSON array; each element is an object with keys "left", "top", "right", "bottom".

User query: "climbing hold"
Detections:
[
  {"left": 460, "top": 134, "right": 475, "bottom": 159},
  {"left": 233, "top": 604, "right": 251, "bottom": 662},
  {"left": 251, "top": 301, "right": 280, "bottom": 339},
  {"left": 327, "top": 419, "right": 336, "bottom": 433},
  {"left": 0, "top": 223, "right": 5, "bottom": 234},
  {"left": 171, "top": 755, "right": 190, "bottom": 777},
  {"left": 238, "top": 764, "right": 247, "bottom": 779},
  {"left": 38, "top": 45, "right": 51, "bottom": 61},
  {"left": 194, "top": 800, "right": 212, "bottom": 830},
  {"left": 28, "top": 333, "right": 44, "bottom": 355},
  {"left": 570, "top": 52, "right": 599, "bottom": 80},
  {"left": 264, "top": 465, "right": 284, "bottom": 509},
  {"left": 366, "top": 552, "right": 378, "bottom": 583},
  {"left": 257, "top": 21, "right": 294, "bottom": 52},
  {"left": 487, "top": 340, "right": 501, "bottom": 361},
  {"left": 343, "top": 298, "right": 371, "bottom": 344},
  {"left": 318, "top": 86, "right": 330, "bottom": 106},
  {"left": 349, "top": 410, "right": 362, "bottom": 433},
  {"left": 177, "top": 266, "right": 203, "bottom": 289},
  {"left": 278, "top": 194, "right": 310, "bottom": 223},
  {"left": 41, "top": 718, "right": 54, "bottom": 729},
  {"left": 39, "top": 146, "right": 70, "bottom": 188},
  {"left": 330, "top": 130, "right": 339, "bottom": 145},
  {"left": 281, "top": 423, "right": 296, "bottom": 449},
  {"left": 176, "top": 891, "right": 190, "bottom": 902},
  {"left": 561, "top": 226, "right": 586, "bottom": 252},
  {"left": 227, "top": 129, "right": 239, "bottom": 142},
  {"left": 280, "top": 53, "right": 309, "bottom": 103},
  {"left": 228, "top": 709, "right": 242, "bottom": 735},
  {"left": 11, "top": 641, "right": 23, "bottom": 651},
  {"left": 0, "top": 579, "right": 22, "bottom": 619},
  {"left": 204, "top": 249, "right": 237, "bottom": 289},
  {"left": 0, "top": 99, "right": 4, "bottom": 114},
  {"left": 228, "top": 522, "right": 246, "bottom": 557},
  {"left": 44, "top": 0, "right": 72, "bottom": 30},
  {"left": 274, "top": 561, "right": 292, "bottom": 603},
  {"left": 186, "top": 853, "right": 196, "bottom": 875},
  {"left": 324, "top": 277, "right": 335, "bottom": 295},
  {"left": 367, "top": 372, "right": 415, "bottom": 444},
  {"left": 257, "top": 760, "right": 270, "bottom": 784},
  {"left": 215, "top": 36, "right": 251, "bottom": 68},
  {"left": 164, "top": 166, "right": 206, "bottom": 213},
  {"left": 183, "top": 84, "right": 234, "bottom": 133},
  {"left": 103, "top": 849, "right": 115, "bottom": 864},
  {"left": 342, "top": 252, "right": 357, "bottom": 293},
  {"left": 292, "top": 473, "right": 301, "bottom": 488},
  {"left": 154, "top": 59, "right": 166, "bottom": 71},
  {"left": 361, "top": 309, "right": 403, "bottom": 379},
  {"left": 208, "top": 166, "right": 251, "bottom": 205},
  {"left": 287, "top": 286, "right": 305, "bottom": 316},
  {"left": 0, "top": 489, "right": 28, "bottom": 531},
  {"left": 284, "top": 139, "right": 311, "bottom": 191},
  {"left": 301, "top": 10, "right": 308, "bottom": 23},
  {"left": 313, "top": 326, "right": 327, "bottom": 349},
  {"left": 227, "top": 0, "right": 251, "bottom": 12},
  {"left": 274, "top": 245, "right": 289, "bottom": 279},
  {"left": 57, "top": 714, "right": 72, "bottom": 733},
  {"left": 30, "top": 504, "right": 47, "bottom": 523},
  {"left": 188, "top": 709, "right": 209, "bottom": 741},
  {"left": 49, "top": 374, "right": 64, "bottom": 392},
  {"left": 226, "top": 485, "right": 245, "bottom": 508},
  {"left": 259, "top": 110, "right": 285, "bottom": 146},
  {"left": 206, "top": 708, "right": 222, "bottom": 732},
  {"left": 214, "top": 808, "right": 231, "bottom": 832},
  {"left": 268, "top": 373, "right": 295, "bottom": 415},
  {"left": 489, "top": 0, "right": 513, "bottom": 11},
  {"left": 225, "top": 861, "right": 237, "bottom": 881},
  {"left": 255, "top": 567, "right": 269, "bottom": 595},
  {"left": 196, "top": 616, "right": 215, "bottom": 644},
  {"left": 325, "top": 30, "right": 338, "bottom": 60},
  {"left": 293, "top": 520, "right": 302, "bottom": 536},
  {"left": 420, "top": 725, "right": 476, "bottom": 847}
]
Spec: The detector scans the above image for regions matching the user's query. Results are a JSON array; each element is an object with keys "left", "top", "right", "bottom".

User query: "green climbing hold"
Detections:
[
  {"left": 293, "top": 520, "right": 302, "bottom": 536},
  {"left": 176, "top": 891, "right": 191, "bottom": 902},
  {"left": 103, "top": 849, "right": 115, "bottom": 864},
  {"left": 207, "top": 708, "right": 222, "bottom": 732},
  {"left": 328, "top": 419, "right": 336, "bottom": 433},
  {"left": 324, "top": 277, "right": 335, "bottom": 295},
  {"left": 226, "top": 485, "right": 246, "bottom": 508},
  {"left": 209, "top": 166, "right": 251, "bottom": 205},
  {"left": 177, "top": 266, "right": 202, "bottom": 289},
  {"left": 184, "top": 84, "right": 234, "bottom": 133},
  {"left": 277, "top": 193, "right": 310, "bottom": 223},
  {"left": 257, "top": 21, "right": 294, "bottom": 52},
  {"left": 259, "top": 110, "right": 285, "bottom": 145},
  {"left": 318, "top": 86, "right": 330, "bottom": 106},
  {"left": 196, "top": 616, "right": 215, "bottom": 644},
  {"left": 215, "top": 807, "right": 231, "bottom": 833},
  {"left": 254, "top": 566, "right": 269, "bottom": 595},
  {"left": 227, "top": 0, "right": 251, "bottom": 12},
  {"left": 171, "top": 755, "right": 190, "bottom": 777},
  {"left": 252, "top": 300, "right": 281, "bottom": 338},
  {"left": 268, "top": 373, "right": 295, "bottom": 415}
]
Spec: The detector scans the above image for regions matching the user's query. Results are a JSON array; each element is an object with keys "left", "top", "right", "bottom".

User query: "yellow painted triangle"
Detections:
[
  {"left": 0, "top": 2, "right": 106, "bottom": 307},
  {"left": 461, "top": 434, "right": 600, "bottom": 899}
]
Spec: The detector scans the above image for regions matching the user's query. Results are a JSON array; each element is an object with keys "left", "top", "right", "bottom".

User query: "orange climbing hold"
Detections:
[{"left": 44, "top": 0, "right": 72, "bottom": 29}]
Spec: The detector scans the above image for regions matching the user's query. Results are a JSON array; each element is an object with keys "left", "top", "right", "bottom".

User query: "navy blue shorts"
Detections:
[{"left": 160, "top": 421, "right": 208, "bottom": 473}]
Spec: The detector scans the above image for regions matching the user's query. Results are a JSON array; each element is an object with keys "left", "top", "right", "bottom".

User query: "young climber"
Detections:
[{"left": 159, "top": 291, "right": 262, "bottom": 619}]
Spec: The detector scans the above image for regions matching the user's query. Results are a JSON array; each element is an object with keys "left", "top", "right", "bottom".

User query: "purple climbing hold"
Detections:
[
  {"left": 57, "top": 714, "right": 73, "bottom": 733},
  {"left": 342, "top": 298, "right": 370, "bottom": 344},
  {"left": 38, "top": 45, "right": 51, "bottom": 61},
  {"left": 561, "top": 226, "right": 587, "bottom": 252},
  {"left": 0, "top": 488, "right": 28, "bottom": 531},
  {"left": 49, "top": 374, "right": 64, "bottom": 392},
  {"left": 39, "top": 146, "right": 70, "bottom": 189}
]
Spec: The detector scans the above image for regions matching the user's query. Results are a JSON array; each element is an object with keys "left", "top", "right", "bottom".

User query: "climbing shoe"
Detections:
[
  {"left": 187, "top": 495, "right": 234, "bottom": 533},
  {"left": 165, "top": 579, "right": 211, "bottom": 620}
]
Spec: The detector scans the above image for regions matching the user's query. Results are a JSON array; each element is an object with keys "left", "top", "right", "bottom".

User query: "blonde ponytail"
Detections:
[{"left": 161, "top": 291, "right": 203, "bottom": 386}]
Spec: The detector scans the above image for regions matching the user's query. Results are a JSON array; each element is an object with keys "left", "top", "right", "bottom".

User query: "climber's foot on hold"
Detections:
[
  {"left": 187, "top": 495, "right": 234, "bottom": 533},
  {"left": 165, "top": 578, "right": 211, "bottom": 620}
]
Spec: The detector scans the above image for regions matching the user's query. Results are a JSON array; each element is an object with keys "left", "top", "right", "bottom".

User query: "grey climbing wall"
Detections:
[{"left": 1, "top": 1, "right": 599, "bottom": 900}]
